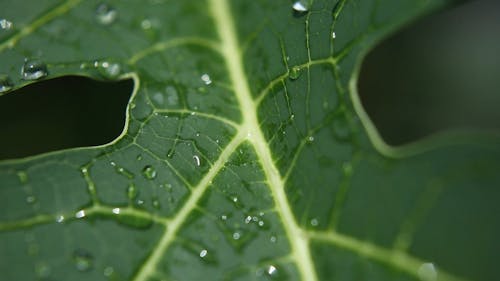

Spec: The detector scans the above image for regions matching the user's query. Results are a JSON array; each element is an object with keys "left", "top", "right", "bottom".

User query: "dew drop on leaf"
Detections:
[
  {"left": 73, "top": 249, "right": 94, "bottom": 272},
  {"left": 310, "top": 218, "right": 319, "bottom": 227},
  {"left": 95, "top": 3, "right": 117, "bottom": 25},
  {"left": 0, "top": 74, "right": 13, "bottom": 94},
  {"left": 332, "top": 31, "right": 336, "bottom": 39},
  {"left": 56, "top": 215, "right": 65, "bottom": 223},
  {"left": 0, "top": 18, "right": 13, "bottom": 30},
  {"left": 193, "top": 155, "right": 201, "bottom": 167},
  {"left": 97, "top": 61, "right": 121, "bottom": 79},
  {"left": 142, "top": 165, "right": 157, "bottom": 180},
  {"left": 21, "top": 59, "right": 48, "bottom": 80},
  {"left": 152, "top": 197, "right": 160, "bottom": 209},
  {"left": 232, "top": 232, "right": 241, "bottom": 240},
  {"left": 292, "top": 0, "right": 310, "bottom": 12},
  {"left": 267, "top": 265, "right": 278, "bottom": 276},
  {"left": 418, "top": 263, "right": 438, "bottom": 281},
  {"left": 75, "top": 210, "right": 86, "bottom": 219},
  {"left": 201, "top": 73, "right": 212, "bottom": 85},
  {"left": 289, "top": 66, "right": 302, "bottom": 80},
  {"left": 199, "top": 249, "right": 208, "bottom": 258},
  {"left": 25, "top": 195, "right": 36, "bottom": 204},
  {"left": 127, "top": 183, "right": 138, "bottom": 200},
  {"left": 110, "top": 162, "right": 134, "bottom": 179}
]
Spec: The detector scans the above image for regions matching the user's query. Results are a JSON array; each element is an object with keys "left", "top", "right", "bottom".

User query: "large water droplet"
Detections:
[
  {"left": 292, "top": 0, "right": 310, "bottom": 13},
  {"left": 289, "top": 66, "right": 302, "bottom": 80},
  {"left": 97, "top": 61, "right": 121, "bottom": 79},
  {"left": 0, "top": 19, "right": 13, "bottom": 30},
  {"left": 142, "top": 165, "right": 157, "bottom": 180},
  {"left": 418, "top": 263, "right": 438, "bottom": 281},
  {"left": 73, "top": 249, "right": 94, "bottom": 272},
  {"left": 0, "top": 74, "right": 13, "bottom": 94},
  {"left": 95, "top": 3, "right": 117, "bottom": 25},
  {"left": 21, "top": 59, "right": 48, "bottom": 80},
  {"left": 75, "top": 210, "right": 86, "bottom": 219}
]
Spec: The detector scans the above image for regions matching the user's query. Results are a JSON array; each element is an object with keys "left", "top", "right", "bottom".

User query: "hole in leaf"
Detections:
[
  {"left": 0, "top": 76, "right": 133, "bottom": 160},
  {"left": 358, "top": 0, "right": 500, "bottom": 146}
]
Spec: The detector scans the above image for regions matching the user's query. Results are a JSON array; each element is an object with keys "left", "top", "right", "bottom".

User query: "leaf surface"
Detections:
[{"left": 1, "top": 1, "right": 499, "bottom": 281}]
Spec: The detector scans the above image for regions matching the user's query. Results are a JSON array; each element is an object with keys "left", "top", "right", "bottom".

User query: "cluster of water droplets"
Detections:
[{"left": 0, "top": 18, "right": 13, "bottom": 30}]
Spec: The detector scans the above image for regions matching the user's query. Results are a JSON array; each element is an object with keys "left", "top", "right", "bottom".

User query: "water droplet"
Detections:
[
  {"left": 310, "top": 218, "right": 319, "bottom": 226},
  {"left": 289, "top": 66, "right": 302, "bottom": 80},
  {"left": 142, "top": 165, "right": 157, "bottom": 180},
  {"left": 418, "top": 263, "right": 438, "bottom": 281},
  {"left": 221, "top": 214, "right": 228, "bottom": 221},
  {"left": 35, "top": 262, "right": 51, "bottom": 278},
  {"left": 332, "top": 31, "right": 336, "bottom": 39},
  {"left": 110, "top": 162, "right": 134, "bottom": 179},
  {"left": 244, "top": 215, "right": 252, "bottom": 224},
  {"left": 103, "top": 266, "right": 114, "bottom": 277},
  {"left": 193, "top": 155, "right": 201, "bottom": 167},
  {"left": 267, "top": 265, "right": 278, "bottom": 276},
  {"left": 292, "top": 0, "right": 310, "bottom": 12},
  {"left": 127, "top": 184, "right": 138, "bottom": 200},
  {"left": 199, "top": 249, "right": 208, "bottom": 258},
  {"left": 141, "top": 19, "right": 152, "bottom": 30},
  {"left": 73, "top": 249, "right": 93, "bottom": 272},
  {"left": 56, "top": 215, "right": 65, "bottom": 223},
  {"left": 95, "top": 3, "right": 117, "bottom": 25},
  {"left": 165, "top": 86, "right": 179, "bottom": 106},
  {"left": 201, "top": 73, "right": 212, "bottom": 85},
  {"left": 26, "top": 195, "right": 36, "bottom": 204},
  {"left": 16, "top": 171, "right": 28, "bottom": 183},
  {"left": 152, "top": 197, "right": 160, "bottom": 209},
  {"left": 21, "top": 59, "right": 48, "bottom": 80},
  {"left": 112, "top": 208, "right": 120, "bottom": 214},
  {"left": 97, "top": 61, "right": 121, "bottom": 79},
  {"left": 75, "top": 210, "right": 86, "bottom": 219},
  {"left": 306, "top": 135, "right": 315, "bottom": 143},
  {"left": 232, "top": 232, "right": 241, "bottom": 240},
  {"left": 0, "top": 74, "right": 13, "bottom": 94},
  {"left": 270, "top": 236, "right": 277, "bottom": 243},
  {"left": 0, "top": 19, "right": 13, "bottom": 30}
]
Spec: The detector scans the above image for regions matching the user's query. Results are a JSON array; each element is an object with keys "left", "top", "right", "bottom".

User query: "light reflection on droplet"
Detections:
[
  {"left": 199, "top": 249, "right": 208, "bottom": 258},
  {"left": 201, "top": 73, "right": 212, "bottom": 85},
  {"left": 193, "top": 155, "right": 201, "bottom": 167},
  {"left": 267, "top": 265, "right": 277, "bottom": 276},
  {"left": 112, "top": 208, "right": 120, "bottom": 214},
  {"left": 75, "top": 210, "right": 86, "bottom": 219},
  {"left": 232, "top": 232, "right": 241, "bottom": 240},
  {"left": 56, "top": 215, "right": 65, "bottom": 223}
]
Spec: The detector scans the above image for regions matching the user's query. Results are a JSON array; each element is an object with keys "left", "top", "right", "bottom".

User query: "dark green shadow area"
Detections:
[
  {"left": 358, "top": 0, "right": 500, "bottom": 146},
  {"left": 0, "top": 76, "right": 133, "bottom": 160}
]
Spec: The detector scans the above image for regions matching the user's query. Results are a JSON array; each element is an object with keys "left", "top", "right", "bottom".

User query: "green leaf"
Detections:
[{"left": 1, "top": 1, "right": 499, "bottom": 281}]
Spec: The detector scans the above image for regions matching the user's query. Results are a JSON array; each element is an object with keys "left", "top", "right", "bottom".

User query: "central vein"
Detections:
[{"left": 210, "top": 0, "right": 318, "bottom": 280}]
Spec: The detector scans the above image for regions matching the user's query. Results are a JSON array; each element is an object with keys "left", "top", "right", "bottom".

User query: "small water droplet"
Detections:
[
  {"left": 0, "top": 74, "right": 13, "bottom": 94},
  {"left": 292, "top": 0, "right": 310, "bottom": 12},
  {"left": 73, "top": 249, "right": 93, "bottom": 272},
  {"left": 289, "top": 66, "right": 302, "bottom": 80},
  {"left": 221, "top": 214, "right": 228, "bottom": 221},
  {"left": 306, "top": 135, "right": 315, "bottom": 143},
  {"left": 232, "top": 232, "right": 241, "bottom": 240},
  {"left": 56, "top": 215, "right": 65, "bottom": 223},
  {"left": 199, "top": 249, "right": 208, "bottom": 258},
  {"left": 75, "top": 210, "right": 86, "bottom": 219},
  {"left": 16, "top": 171, "right": 28, "bottom": 183},
  {"left": 193, "top": 155, "right": 201, "bottom": 167},
  {"left": 141, "top": 19, "right": 152, "bottom": 29},
  {"left": 152, "top": 197, "right": 160, "bottom": 209},
  {"left": 270, "top": 236, "right": 277, "bottom": 243},
  {"left": 110, "top": 162, "right": 134, "bottom": 179},
  {"left": 103, "top": 266, "right": 114, "bottom": 277},
  {"left": 35, "top": 262, "right": 51, "bottom": 278},
  {"left": 127, "top": 184, "right": 138, "bottom": 200},
  {"left": 244, "top": 215, "right": 252, "bottom": 224},
  {"left": 112, "top": 208, "right": 120, "bottom": 215},
  {"left": 95, "top": 3, "right": 117, "bottom": 25},
  {"left": 142, "top": 165, "right": 157, "bottom": 180},
  {"left": 267, "top": 265, "right": 278, "bottom": 276},
  {"left": 0, "top": 19, "right": 13, "bottom": 30},
  {"left": 97, "top": 61, "right": 121, "bottom": 79},
  {"left": 332, "top": 31, "right": 336, "bottom": 39},
  {"left": 201, "top": 73, "right": 212, "bottom": 85},
  {"left": 418, "top": 263, "right": 438, "bottom": 281},
  {"left": 21, "top": 59, "right": 48, "bottom": 80},
  {"left": 26, "top": 195, "right": 36, "bottom": 204},
  {"left": 310, "top": 218, "right": 319, "bottom": 226},
  {"left": 167, "top": 148, "right": 175, "bottom": 158}
]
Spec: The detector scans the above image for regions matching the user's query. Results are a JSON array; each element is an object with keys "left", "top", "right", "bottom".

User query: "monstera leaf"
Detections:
[{"left": 1, "top": 0, "right": 499, "bottom": 280}]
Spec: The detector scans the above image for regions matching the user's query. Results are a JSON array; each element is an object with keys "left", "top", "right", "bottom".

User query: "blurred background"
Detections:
[{"left": 359, "top": 0, "right": 500, "bottom": 145}]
